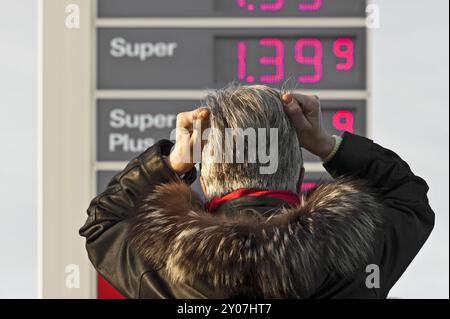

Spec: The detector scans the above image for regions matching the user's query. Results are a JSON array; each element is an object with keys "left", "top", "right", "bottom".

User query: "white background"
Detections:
[
  {"left": 0, "top": 0, "right": 37, "bottom": 298},
  {"left": 0, "top": 0, "right": 448, "bottom": 298},
  {"left": 371, "top": 0, "right": 449, "bottom": 298}
]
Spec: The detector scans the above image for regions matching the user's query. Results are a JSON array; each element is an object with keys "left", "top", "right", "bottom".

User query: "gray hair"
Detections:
[{"left": 201, "top": 84, "right": 302, "bottom": 199}]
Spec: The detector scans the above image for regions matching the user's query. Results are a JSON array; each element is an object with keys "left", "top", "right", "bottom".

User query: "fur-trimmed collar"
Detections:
[{"left": 129, "top": 177, "right": 382, "bottom": 298}]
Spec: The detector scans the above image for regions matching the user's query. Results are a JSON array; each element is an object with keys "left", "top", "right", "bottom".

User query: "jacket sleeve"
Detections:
[
  {"left": 79, "top": 140, "right": 196, "bottom": 299},
  {"left": 323, "top": 132, "right": 435, "bottom": 297}
]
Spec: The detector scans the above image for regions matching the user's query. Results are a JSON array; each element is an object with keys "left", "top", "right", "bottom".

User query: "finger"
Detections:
[
  {"left": 195, "top": 108, "right": 210, "bottom": 121},
  {"left": 175, "top": 127, "right": 191, "bottom": 146},
  {"left": 190, "top": 113, "right": 210, "bottom": 163},
  {"left": 176, "top": 107, "right": 210, "bottom": 129},
  {"left": 192, "top": 108, "right": 210, "bottom": 139},
  {"left": 191, "top": 114, "right": 210, "bottom": 140},
  {"left": 292, "top": 93, "right": 320, "bottom": 115},
  {"left": 191, "top": 108, "right": 211, "bottom": 153},
  {"left": 196, "top": 109, "right": 211, "bottom": 135},
  {"left": 176, "top": 111, "right": 192, "bottom": 129},
  {"left": 282, "top": 94, "right": 310, "bottom": 131}
]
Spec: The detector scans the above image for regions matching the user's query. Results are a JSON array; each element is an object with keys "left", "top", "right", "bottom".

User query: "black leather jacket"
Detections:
[{"left": 79, "top": 133, "right": 435, "bottom": 298}]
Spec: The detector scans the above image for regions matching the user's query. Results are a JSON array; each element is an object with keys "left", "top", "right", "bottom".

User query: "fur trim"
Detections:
[{"left": 129, "top": 177, "right": 382, "bottom": 298}]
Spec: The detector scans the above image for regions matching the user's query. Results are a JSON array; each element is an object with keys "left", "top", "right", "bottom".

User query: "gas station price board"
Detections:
[
  {"left": 96, "top": 99, "right": 366, "bottom": 162},
  {"left": 94, "top": 0, "right": 369, "bottom": 299},
  {"left": 98, "top": 28, "right": 366, "bottom": 90}
]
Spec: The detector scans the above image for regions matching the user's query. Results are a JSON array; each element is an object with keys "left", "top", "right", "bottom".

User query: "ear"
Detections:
[{"left": 200, "top": 176, "right": 207, "bottom": 196}]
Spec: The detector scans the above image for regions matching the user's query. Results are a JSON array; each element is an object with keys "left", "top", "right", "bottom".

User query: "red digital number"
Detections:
[
  {"left": 298, "top": 0, "right": 323, "bottom": 11},
  {"left": 334, "top": 38, "right": 355, "bottom": 71},
  {"left": 259, "top": 38, "right": 284, "bottom": 84},
  {"left": 236, "top": 37, "right": 355, "bottom": 85},
  {"left": 237, "top": 41, "right": 249, "bottom": 82},
  {"left": 237, "top": 0, "right": 284, "bottom": 12},
  {"left": 237, "top": 0, "right": 323, "bottom": 12},
  {"left": 295, "top": 38, "right": 323, "bottom": 84},
  {"left": 261, "top": 0, "right": 284, "bottom": 11},
  {"left": 301, "top": 182, "right": 318, "bottom": 193},
  {"left": 332, "top": 110, "right": 355, "bottom": 133}
]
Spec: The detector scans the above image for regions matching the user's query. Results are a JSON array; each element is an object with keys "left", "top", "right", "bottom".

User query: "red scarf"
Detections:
[{"left": 205, "top": 188, "right": 300, "bottom": 213}]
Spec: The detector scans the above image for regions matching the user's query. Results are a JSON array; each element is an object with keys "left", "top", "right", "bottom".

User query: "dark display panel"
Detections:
[
  {"left": 216, "top": 36, "right": 361, "bottom": 89},
  {"left": 98, "top": 0, "right": 366, "bottom": 18},
  {"left": 98, "top": 28, "right": 366, "bottom": 90},
  {"left": 97, "top": 100, "right": 200, "bottom": 161},
  {"left": 97, "top": 99, "right": 365, "bottom": 162}
]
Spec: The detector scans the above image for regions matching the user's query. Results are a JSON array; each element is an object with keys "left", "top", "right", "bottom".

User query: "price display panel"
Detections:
[
  {"left": 98, "top": 28, "right": 366, "bottom": 90},
  {"left": 97, "top": 100, "right": 199, "bottom": 161},
  {"left": 97, "top": 99, "right": 366, "bottom": 162},
  {"left": 98, "top": 0, "right": 366, "bottom": 18}
]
